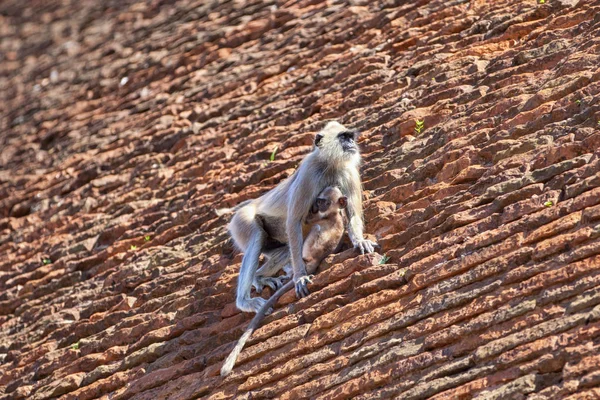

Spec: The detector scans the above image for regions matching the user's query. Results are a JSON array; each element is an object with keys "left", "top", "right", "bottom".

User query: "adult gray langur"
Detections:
[{"left": 227, "top": 121, "right": 376, "bottom": 313}]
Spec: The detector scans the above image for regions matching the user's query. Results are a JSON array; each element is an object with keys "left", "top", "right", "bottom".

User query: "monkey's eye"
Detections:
[
  {"left": 339, "top": 131, "right": 355, "bottom": 141},
  {"left": 314, "top": 134, "right": 323, "bottom": 147}
]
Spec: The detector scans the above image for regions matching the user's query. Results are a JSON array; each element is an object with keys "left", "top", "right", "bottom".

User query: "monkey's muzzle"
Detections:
[
  {"left": 342, "top": 141, "right": 358, "bottom": 153},
  {"left": 339, "top": 129, "right": 359, "bottom": 153}
]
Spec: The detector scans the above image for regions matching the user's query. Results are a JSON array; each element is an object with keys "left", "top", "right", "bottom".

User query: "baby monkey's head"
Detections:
[
  {"left": 313, "top": 121, "right": 361, "bottom": 165},
  {"left": 310, "top": 186, "right": 347, "bottom": 216}
]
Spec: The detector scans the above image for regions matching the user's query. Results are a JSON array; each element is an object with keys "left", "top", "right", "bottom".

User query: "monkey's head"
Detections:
[
  {"left": 310, "top": 186, "right": 347, "bottom": 215},
  {"left": 313, "top": 121, "right": 360, "bottom": 164}
]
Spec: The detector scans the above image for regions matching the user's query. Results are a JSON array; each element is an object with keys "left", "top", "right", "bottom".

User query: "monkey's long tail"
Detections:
[
  {"left": 215, "top": 199, "right": 253, "bottom": 216},
  {"left": 220, "top": 280, "right": 294, "bottom": 376}
]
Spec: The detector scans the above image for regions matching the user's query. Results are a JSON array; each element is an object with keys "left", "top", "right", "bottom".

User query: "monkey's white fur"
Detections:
[{"left": 227, "top": 121, "right": 376, "bottom": 314}]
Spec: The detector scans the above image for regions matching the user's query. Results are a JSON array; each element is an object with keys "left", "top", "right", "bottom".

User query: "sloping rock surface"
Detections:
[{"left": 2, "top": 0, "right": 600, "bottom": 399}]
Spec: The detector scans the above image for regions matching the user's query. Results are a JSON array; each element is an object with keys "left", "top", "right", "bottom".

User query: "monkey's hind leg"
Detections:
[
  {"left": 253, "top": 246, "right": 291, "bottom": 293},
  {"left": 229, "top": 206, "right": 268, "bottom": 313}
]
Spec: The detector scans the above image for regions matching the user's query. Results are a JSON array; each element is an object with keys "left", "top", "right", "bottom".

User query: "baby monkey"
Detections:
[
  {"left": 221, "top": 186, "right": 347, "bottom": 376},
  {"left": 298, "top": 186, "right": 347, "bottom": 294}
]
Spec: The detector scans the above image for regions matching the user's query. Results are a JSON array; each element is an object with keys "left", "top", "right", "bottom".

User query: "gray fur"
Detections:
[{"left": 227, "top": 121, "right": 376, "bottom": 313}]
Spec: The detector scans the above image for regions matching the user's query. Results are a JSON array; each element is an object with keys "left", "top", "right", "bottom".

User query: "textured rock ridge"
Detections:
[{"left": 1, "top": 0, "right": 600, "bottom": 399}]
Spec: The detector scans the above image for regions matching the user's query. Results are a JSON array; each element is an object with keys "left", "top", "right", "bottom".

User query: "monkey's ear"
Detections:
[
  {"left": 314, "top": 134, "right": 323, "bottom": 147},
  {"left": 339, "top": 196, "right": 348, "bottom": 208}
]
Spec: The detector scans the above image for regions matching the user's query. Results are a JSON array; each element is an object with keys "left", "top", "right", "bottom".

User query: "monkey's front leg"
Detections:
[
  {"left": 288, "top": 220, "right": 312, "bottom": 298},
  {"left": 347, "top": 204, "right": 377, "bottom": 255}
]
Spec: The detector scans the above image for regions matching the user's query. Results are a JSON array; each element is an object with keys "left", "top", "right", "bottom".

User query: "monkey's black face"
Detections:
[
  {"left": 315, "top": 198, "right": 331, "bottom": 213},
  {"left": 311, "top": 195, "right": 347, "bottom": 214},
  {"left": 338, "top": 130, "right": 359, "bottom": 153}
]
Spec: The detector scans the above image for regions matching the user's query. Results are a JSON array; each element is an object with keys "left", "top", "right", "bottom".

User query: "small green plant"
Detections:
[
  {"left": 544, "top": 200, "right": 554, "bottom": 207},
  {"left": 414, "top": 119, "right": 425, "bottom": 135},
  {"left": 270, "top": 146, "right": 278, "bottom": 162},
  {"left": 379, "top": 254, "right": 391, "bottom": 264},
  {"left": 130, "top": 245, "right": 137, "bottom": 251},
  {"left": 576, "top": 99, "right": 581, "bottom": 105},
  {"left": 144, "top": 235, "right": 151, "bottom": 242},
  {"left": 71, "top": 341, "right": 80, "bottom": 350},
  {"left": 538, "top": 0, "right": 545, "bottom": 4},
  {"left": 42, "top": 258, "right": 52, "bottom": 265},
  {"left": 597, "top": 120, "right": 600, "bottom": 126}
]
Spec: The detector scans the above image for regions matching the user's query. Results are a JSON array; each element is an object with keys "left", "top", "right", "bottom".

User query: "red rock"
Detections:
[{"left": 2, "top": 0, "right": 600, "bottom": 399}]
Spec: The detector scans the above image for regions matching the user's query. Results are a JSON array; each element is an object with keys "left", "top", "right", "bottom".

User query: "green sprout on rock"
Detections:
[
  {"left": 379, "top": 254, "right": 391, "bottom": 264},
  {"left": 270, "top": 146, "right": 278, "bottom": 162},
  {"left": 544, "top": 200, "right": 554, "bottom": 207},
  {"left": 414, "top": 119, "right": 425, "bottom": 135}
]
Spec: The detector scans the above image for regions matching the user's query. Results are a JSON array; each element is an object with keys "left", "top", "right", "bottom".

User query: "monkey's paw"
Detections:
[
  {"left": 253, "top": 275, "right": 289, "bottom": 293},
  {"left": 354, "top": 239, "right": 377, "bottom": 255},
  {"left": 236, "top": 297, "right": 267, "bottom": 313},
  {"left": 294, "top": 275, "right": 314, "bottom": 298}
]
